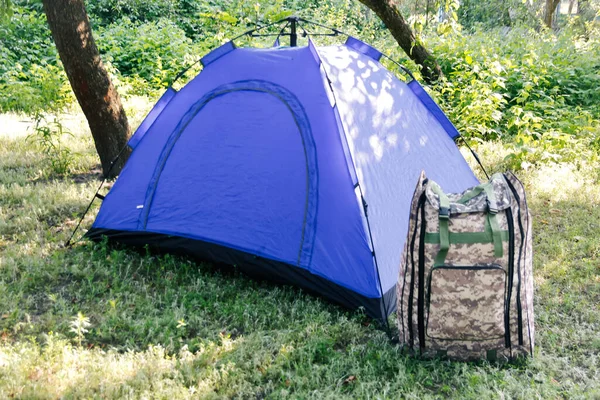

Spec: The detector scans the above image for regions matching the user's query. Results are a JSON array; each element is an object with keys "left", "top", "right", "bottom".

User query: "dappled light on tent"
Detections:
[{"left": 318, "top": 44, "right": 478, "bottom": 290}]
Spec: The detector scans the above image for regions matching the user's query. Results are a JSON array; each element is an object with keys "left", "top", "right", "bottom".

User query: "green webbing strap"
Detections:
[
  {"left": 483, "top": 183, "right": 498, "bottom": 214},
  {"left": 423, "top": 228, "right": 509, "bottom": 244},
  {"left": 482, "top": 182, "right": 503, "bottom": 258},
  {"left": 430, "top": 183, "right": 450, "bottom": 267},
  {"left": 427, "top": 180, "right": 506, "bottom": 266},
  {"left": 488, "top": 213, "right": 503, "bottom": 258},
  {"left": 429, "top": 182, "right": 450, "bottom": 215},
  {"left": 435, "top": 217, "right": 450, "bottom": 266},
  {"left": 456, "top": 180, "right": 502, "bottom": 205},
  {"left": 456, "top": 184, "right": 486, "bottom": 204}
]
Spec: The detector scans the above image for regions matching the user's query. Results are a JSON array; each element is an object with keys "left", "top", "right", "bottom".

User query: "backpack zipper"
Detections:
[
  {"left": 407, "top": 193, "right": 426, "bottom": 348},
  {"left": 505, "top": 208, "right": 515, "bottom": 349},
  {"left": 417, "top": 198, "right": 427, "bottom": 352},
  {"left": 505, "top": 179, "right": 525, "bottom": 346}
]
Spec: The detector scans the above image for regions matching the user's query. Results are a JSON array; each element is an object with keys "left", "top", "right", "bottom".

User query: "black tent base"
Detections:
[{"left": 86, "top": 228, "right": 396, "bottom": 321}]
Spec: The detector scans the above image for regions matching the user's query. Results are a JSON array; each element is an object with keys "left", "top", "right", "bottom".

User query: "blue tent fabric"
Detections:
[
  {"left": 406, "top": 79, "right": 461, "bottom": 139},
  {"left": 201, "top": 40, "right": 236, "bottom": 67},
  {"left": 128, "top": 87, "right": 177, "bottom": 149},
  {"left": 345, "top": 36, "right": 382, "bottom": 61},
  {"left": 87, "top": 37, "right": 478, "bottom": 320}
]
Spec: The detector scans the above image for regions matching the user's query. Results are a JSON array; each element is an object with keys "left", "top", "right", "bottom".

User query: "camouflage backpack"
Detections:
[{"left": 397, "top": 171, "right": 534, "bottom": 361}]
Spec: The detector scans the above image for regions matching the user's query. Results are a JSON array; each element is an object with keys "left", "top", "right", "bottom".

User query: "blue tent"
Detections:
[{"left": 87, "top": 21, "right": 478, "bottom": 320}]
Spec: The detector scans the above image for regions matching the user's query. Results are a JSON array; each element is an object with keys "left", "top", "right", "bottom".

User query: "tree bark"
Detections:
[
  {"left": 359, "top": 0, "right": 443, "bottom": 84},
  {"left": 43, "top": 0, "right": 130, "bottom": 178},
  {"left": 568, "top": 0, "right": 576, "bottom": 15},
  {"left": 544, "top": 0, "right": 561, "bottom": 28}
]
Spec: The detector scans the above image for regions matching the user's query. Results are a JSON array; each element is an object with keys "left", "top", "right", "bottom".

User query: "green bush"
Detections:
[
  {"left": 27, "top": 113, "right": 77, "bottom": 176},
  {"left": 0, "top": 61, "right": 73, "bottom": 114},
  {"left": 423, "top": 26, "right": 600, "bottom": 168},
  {"left": 458, "top": 0, "right": 538, "bottom": 30},
  {"left": 0, "top": 4, "right": 73, "bottom": 113},
  {"left": 86, "top": 0, "right": 177, "bottom": 26},
  {"left": 1, "top": 0, "right": 599, "bottom": 171},
  {"left": 0, "top": 4, "right": 54, "bottom": 75},
  {"left": 97, "top": 18, "right": 193, "bottom": 91}
]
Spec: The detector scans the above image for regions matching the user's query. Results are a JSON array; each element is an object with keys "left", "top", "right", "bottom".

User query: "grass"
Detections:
[{"left": 0, "top": 109, "right": 599, "bottom": 399}]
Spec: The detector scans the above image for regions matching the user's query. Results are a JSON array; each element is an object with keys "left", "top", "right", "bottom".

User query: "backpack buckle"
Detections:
[{"left": 439, "top": 207, "right": 450, "bottom": 219}]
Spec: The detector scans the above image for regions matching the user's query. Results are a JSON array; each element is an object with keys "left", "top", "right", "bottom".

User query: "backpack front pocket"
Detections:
[{"left": 426, "top": 265, "right": 506, "bottom": 341}]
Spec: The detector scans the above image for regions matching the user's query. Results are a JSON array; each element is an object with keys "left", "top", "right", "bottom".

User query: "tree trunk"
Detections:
[
  {"left": 43, "top": 0, "right": 130, "bottom": 178},
  {"left": 425, "top": 0, "right": 432, "bottom": 28},
  {"left": 359, "top": 0, "right": 443, "bottom": 84},
  {"left": 544, "top": 0, "right": 561, "bottom": 28},
  {"left": 568, "top": 0, "right": 576, "bottom": 15}
]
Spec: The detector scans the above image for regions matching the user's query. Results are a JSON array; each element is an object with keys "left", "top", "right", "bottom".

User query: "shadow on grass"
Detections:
[{"left": 27, "top": 164, "right": 104, "bottom": 185}]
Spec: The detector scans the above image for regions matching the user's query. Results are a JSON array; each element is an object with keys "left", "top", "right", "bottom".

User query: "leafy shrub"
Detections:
[
  {"left": 97, "top": 18, "right": 193, "bottom": 90},
  {"left": 0, "top": 4, "right": 55, "bottom": 75},
  {"left": 86, "top": 0, "right": 177, "bottom": 26},
  {"left": 423, "top": 26, "right": 600, "bottom": 167},
  {"left": 0, "top": 61, "right": 73, "bottom": 114},
  {"left": 0, "top": 4, "right": 74, "bottom": 113},
  {"left": 27, "top": 114, "right": 77, "bottom": 175},
  {"left": 458, "top": 0, "right": 538, "bottom": 30},
  {"left": 70, "top": 312, "right": 92, "bottom": 347}
]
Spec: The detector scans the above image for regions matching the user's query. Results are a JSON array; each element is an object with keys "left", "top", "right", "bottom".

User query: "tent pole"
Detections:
[
  {"left": 64, "top": 143, "right": 130, "bottom": 247},
  {"left": 289, "top": 17, "right": 297, "bottom": 47}
]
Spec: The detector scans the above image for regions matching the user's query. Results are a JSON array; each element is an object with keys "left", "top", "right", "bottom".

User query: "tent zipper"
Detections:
[
  {"left": 417, "top": 197, "right": 427, "bottom": 351},
  {"left": 408, "top": 193, "right": 426, "bottom": 348},
  {"left": 505, "top": 208, "right": 515, "bottom": 349},
  {"left": 505, "top": 179, "right": 525, "bottom": 346}
]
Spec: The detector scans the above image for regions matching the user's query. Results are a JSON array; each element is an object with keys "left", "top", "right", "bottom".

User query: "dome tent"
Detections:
[{"left": 85, "top": 17, "right": 479, "bottom": 320}]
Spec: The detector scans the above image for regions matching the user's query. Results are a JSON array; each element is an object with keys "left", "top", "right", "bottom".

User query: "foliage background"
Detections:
[{"left": 1, "top": 0, "right": 598, "bottom": 169}]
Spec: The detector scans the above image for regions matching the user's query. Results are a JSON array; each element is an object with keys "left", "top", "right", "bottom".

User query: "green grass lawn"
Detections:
[{"left": 0, "top": 110, "right": 599, "bottom": 399}]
